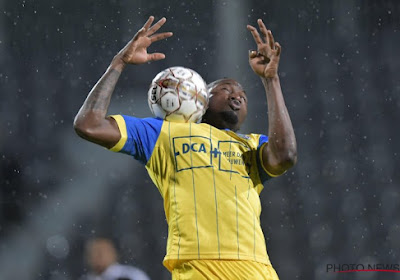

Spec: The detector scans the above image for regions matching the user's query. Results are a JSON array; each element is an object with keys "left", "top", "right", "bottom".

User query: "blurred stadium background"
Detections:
[{"left": 1, "top": 0, "right": 400, "bottom": 279}]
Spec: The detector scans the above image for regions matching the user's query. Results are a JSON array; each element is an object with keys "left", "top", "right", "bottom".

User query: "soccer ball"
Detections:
[{"left": 148, "top": 66, "right": 209, "bottom": 123}]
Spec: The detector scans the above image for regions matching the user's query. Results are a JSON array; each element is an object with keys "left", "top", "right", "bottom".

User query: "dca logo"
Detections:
[
  {"left": 181, "top": 143, "right": 206, "bottom": 154},
  {"left": 173, "top": 136, "right": 213, "bottom": 172}
]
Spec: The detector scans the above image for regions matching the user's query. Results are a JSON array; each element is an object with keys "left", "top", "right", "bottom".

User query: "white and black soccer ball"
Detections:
[{"left": 147, "top": 66, "right": 209, "bottom": 123}]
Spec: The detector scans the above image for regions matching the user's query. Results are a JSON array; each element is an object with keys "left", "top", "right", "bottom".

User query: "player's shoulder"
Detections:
[
  {"left": 232, "top": 131, "right": 268, "bottom": 148},
  {"left": 235, "top": 132, "right": 252, "bottom": 140},
  {"left": 134, "top": 116, "right": 164, "bottom": 124},
  {"left": 235, "top": 131, "right": 264, "bottom": 141},
  {"left": 120, "top": 115, "right": 164, "bottom": 129}
]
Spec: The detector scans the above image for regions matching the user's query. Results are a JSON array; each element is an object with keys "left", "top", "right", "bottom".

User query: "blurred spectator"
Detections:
[{"left": 80, "top": 238, "right": 150, "bottom": 280}]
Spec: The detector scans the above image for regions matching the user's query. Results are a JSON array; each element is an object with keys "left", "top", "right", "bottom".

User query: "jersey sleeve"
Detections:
[
  {"left": 256, "top": 134, "right": 285, "bottom": 183},
  {"left": 109, "top": 115, "right": 163, "bottom": 165}
]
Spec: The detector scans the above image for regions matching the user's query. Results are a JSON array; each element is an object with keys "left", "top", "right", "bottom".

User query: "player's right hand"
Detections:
[{"left": 115, "top": 16, "right": 173, "bottom": 65}]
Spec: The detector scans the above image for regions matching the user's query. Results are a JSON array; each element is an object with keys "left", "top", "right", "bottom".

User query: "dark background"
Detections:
[{"left": 1, "top": 0, "right": 400, "bottom": 279}]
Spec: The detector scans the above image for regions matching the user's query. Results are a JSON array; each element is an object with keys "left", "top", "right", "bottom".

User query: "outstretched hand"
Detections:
[
  {"left": 116, "top": 16, "right": 173, "bottom": 65},
  {"left": 247, "top": 19, "right": 281, "bottom": 79}
]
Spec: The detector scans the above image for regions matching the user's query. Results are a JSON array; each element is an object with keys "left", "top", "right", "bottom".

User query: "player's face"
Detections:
[
  {"left": 86, "top": 240, "right": 117, "bottom": 274},
  {"left": 202, "top": 79, "right": 248, "bottom": 131}
]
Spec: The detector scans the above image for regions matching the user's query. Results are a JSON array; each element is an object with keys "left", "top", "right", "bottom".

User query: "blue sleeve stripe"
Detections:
[
  {"left": 258, "top": 134, "right": 268, "bottom": 148},
  {"left": 121, "top": 116, "right": 163, "bottom": 164},
  {"left": 256, "top": 134, "right": 282, "bottom": 183}
]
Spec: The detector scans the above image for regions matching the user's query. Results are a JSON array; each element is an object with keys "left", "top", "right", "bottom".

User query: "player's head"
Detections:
[
  {"left": 202, "top": 78, "right": 248, "bottom": 132},
  {"left": 85, "top": 238, "right": 118, "bottom": 275}
]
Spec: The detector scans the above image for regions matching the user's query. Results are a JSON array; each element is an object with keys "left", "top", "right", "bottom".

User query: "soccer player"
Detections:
[{"left": 74, "top": 16, "right": 297, "bottom": 280}]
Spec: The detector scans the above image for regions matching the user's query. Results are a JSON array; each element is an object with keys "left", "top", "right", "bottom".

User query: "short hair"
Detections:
[
  {"left": 207, "top": 78, "right": 244, "bottom": 93},
  {"left": 206, "top": 78, "right": 230, "bottom": 92}
]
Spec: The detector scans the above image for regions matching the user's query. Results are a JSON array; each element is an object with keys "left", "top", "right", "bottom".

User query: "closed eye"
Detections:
[{"left": 221, "top": 87, "right": 231, "bottom": 93}]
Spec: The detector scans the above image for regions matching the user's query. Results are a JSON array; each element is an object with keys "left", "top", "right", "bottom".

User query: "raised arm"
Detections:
[
  {"left": 73, "top": 16, "right": 173, "bottom": 149},
  {"left": 247, "top": 19, "right": 297, "bottom": 175}
]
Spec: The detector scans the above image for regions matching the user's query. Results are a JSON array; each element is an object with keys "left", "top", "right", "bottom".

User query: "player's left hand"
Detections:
[{"left": 247, "top": 19, "right": 281, "bottom": 79}]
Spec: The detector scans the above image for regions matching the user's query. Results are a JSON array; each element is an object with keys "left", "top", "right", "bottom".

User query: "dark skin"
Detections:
[
  {"left": 74, "top": 16, "right": 296, "bottom": 176},
  {"left": 74, "top": 16, "right": 172, "bottom": 148},
  {"left": 203, "top": 19, "right": 297, "bottom": 174},
  {"left": 247, "top": 20, "right": 297, "bottom": 174},
  {"left": 202, "top": 79, "right": 248, "bottom": 132}
]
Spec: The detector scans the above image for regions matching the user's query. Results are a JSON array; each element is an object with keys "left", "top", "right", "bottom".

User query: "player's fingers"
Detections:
[
  {"left": 248, "top": 50, "right": 258, "bottom": 59},
  {"left": 143, "top": 16, "right": 155, "bottom": 31},
  {"left": 150, "top": 32, "right": 173, "bottom": 43},
  {"left": 136, "top": 27, "right": 147, "bottom": 38},
  {"left": 267, "top": 30, "right": 275, "bottom": 50},
  {"left": 275, "top": 42, "right": 281, "bottom": 56},
  {"left": 257, "top": 19, "right": 268, "bottom": 40},
  {"left": 250, "top": 55, "right": 265, "bottom": 65},
  {"left": 148, "top": 17, "right": 167, "bottom": 35},
  {"left": 148, "top": 52, "right": 166, "bottom": 61},
  {"left": 247, "top": 25, "right": 263, "bottom": 45}
]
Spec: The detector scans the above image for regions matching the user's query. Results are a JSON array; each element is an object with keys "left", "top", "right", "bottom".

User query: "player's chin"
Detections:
[{"left": 220, "top": 111, "right": 239, "bottom": 126}]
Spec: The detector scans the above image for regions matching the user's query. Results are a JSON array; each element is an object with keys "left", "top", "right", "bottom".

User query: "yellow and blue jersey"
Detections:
[{"left": 109, "top": 115, "right": 279, "bottom": 271}]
